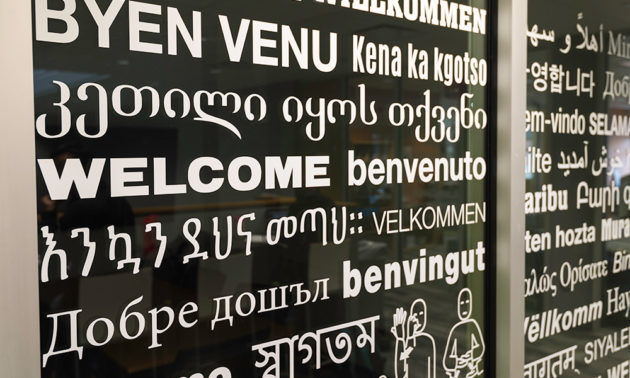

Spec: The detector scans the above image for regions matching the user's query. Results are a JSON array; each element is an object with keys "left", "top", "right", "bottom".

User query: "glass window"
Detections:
[
  {"left": 526, "top": 1, "right": 630, "bottom": 376},
  {"left": 33, "top": 1, "right": 491, "bottom": 377}
]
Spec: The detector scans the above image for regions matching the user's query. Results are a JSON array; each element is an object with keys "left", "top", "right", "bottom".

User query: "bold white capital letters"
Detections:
[
  {"left": 35, "top": 0, "right": 79, "bottom": 44},
  {"left": 129, "top": 1, "right": 163, "bottom": 54},
  {"left": 37, "top": 158, "right": 105, "bottom": 200},
  {"left": 84, "top": 0, "right": 125, "bottom": 48},
  {"left": 218, "top": 15, "right": 250, "bottom": 62}
]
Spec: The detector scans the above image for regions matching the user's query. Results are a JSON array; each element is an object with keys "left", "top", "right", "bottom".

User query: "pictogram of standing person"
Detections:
[
  {"left": 443, "top": 288, "right": 485, "bottom": 378},
  {"left": 391, "top": 299, "right": 436, "bottom": 378}
]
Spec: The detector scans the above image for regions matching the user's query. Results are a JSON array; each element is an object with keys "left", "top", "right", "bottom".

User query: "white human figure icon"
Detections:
[
  {"left": 391, "top": 299, "right": 436, "bottom": 378},
  {"left": 443, "top": 288, "right": 485, "bottom": 378}
]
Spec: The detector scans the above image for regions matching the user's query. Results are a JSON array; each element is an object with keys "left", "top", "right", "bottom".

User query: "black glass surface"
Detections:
[
  {"left": 33, "top": 1, "right": 490, "bottom": 377},
  {"left": 526, "top": 1, "right": 630, "bottom": 376}
]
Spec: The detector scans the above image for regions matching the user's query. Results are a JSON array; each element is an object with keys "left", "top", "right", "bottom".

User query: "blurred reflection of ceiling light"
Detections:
[{"left": 33, "top": 70, "right": 109, "bottom": 97}]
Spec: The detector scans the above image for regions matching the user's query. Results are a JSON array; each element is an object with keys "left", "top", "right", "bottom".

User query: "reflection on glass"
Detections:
[
  {"left": 526, "top": 1, "right": 630, "bottom": 376},
  {"left": 33, "top": 1, "right": 489, "bottom": 377}
]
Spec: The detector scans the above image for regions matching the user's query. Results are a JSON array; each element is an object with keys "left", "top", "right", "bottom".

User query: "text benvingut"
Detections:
[{"left": 343, "top": 241, "right": 486, "bottom": 298}]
